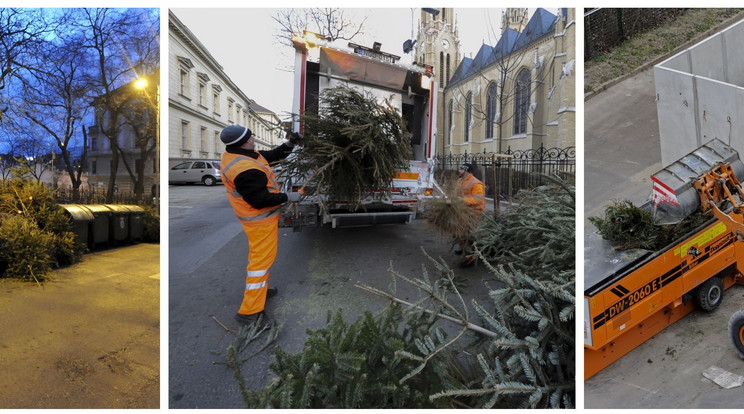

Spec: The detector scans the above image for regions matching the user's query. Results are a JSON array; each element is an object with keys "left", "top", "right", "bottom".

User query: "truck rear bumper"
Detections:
[{"left": 329, "top": 211, "right": 414, "bottom": 228}]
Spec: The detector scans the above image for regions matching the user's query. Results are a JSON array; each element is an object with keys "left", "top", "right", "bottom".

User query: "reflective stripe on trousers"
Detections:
[{"left": 238, "top": 215, "right": 279, "bottom": 315}]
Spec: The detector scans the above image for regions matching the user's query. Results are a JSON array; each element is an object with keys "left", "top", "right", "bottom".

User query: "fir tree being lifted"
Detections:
[{"left": 280, "top": 86, "right": 412, "bottom": 210}]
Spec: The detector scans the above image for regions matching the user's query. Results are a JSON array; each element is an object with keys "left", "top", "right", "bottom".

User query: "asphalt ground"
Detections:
[
  {"left": 0, "top": 243, "right": 160, "bottom": 409},
  {"left": 168, "top": 184, "right": 497, "bottom": 408}
]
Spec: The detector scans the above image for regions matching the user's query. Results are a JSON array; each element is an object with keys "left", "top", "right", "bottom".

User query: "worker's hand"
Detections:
[
  {"left": 288, "top": 132, "right": 304, "bottom": 146},
  {"left": 287, "top": 192, "right": 302, "bottom": 202}
]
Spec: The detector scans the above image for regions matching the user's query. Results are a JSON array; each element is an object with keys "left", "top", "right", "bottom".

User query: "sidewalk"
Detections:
[{"left": 0, "top": 243, "right": 160, "bottom": 409}]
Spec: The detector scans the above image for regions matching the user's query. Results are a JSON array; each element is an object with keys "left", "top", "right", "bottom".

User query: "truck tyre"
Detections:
[
  {"left": 203, "top": 176, "right": 216, "bottom": 186},
  {"left": 729, "top": 308, "right": 744, "bottom": 359},
  {"left": 694, "top": 277, "right": 724, "bottom": 312}
]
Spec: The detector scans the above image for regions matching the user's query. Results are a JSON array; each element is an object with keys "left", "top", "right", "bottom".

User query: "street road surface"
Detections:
[{"left": 168, "top": 184, "right": 495, "bottom": 408}]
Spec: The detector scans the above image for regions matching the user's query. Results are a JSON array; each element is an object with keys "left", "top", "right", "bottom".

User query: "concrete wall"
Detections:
[{"left": 655, "top": 18, "right": 744, "bottom": 166}]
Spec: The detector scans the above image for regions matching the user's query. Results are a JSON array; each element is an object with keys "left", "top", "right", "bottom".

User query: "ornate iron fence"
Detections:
[
  {"left": 53, "top": 187, "right": 154, "bottom": 205},
  {"left": 433, "top": 144, "right": 575, "bottom": 199}
]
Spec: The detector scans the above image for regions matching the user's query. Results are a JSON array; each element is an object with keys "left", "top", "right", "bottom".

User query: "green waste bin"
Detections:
[
  {"left": 58, "top": 204, "right": 94, "bottom": 249},
  {"left": 123, "top": 205, "right": 145, "bottom": 241},
  {"left": 104, "top": 204, "right": 129, "bottom": 243},
  {"left": 81, "top": 204, "right": 112, "bottom": 248}
]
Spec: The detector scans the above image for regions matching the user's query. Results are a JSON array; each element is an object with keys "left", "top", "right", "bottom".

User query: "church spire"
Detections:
[{"left": 502, "top": 8, "right": 529, "bottom": 34}]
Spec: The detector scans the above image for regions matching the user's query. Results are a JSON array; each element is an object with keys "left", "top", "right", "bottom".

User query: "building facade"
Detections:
[
  {"left": 87, "top": 72, "right": 159, "bottom": 197},
  {"left": 168, "top": 10, "right": 283, "bottom": 166},
  {"left": 413, "top": 7, "right": 461, "bottom": 162},
  {"left": 432, "top": 8, "right": 575, "bottom": 156}
]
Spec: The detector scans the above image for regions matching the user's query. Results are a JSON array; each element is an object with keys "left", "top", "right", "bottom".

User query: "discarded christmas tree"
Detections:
[
  {"left": 412, "top": 174, "right": 576, "bottom": 408},
  {"left": 0, "top": 171, "right": 86, "bottom": 281},
  {"left": 279, "top": 86, "right": 412, "bottom": 210},
  {"left": 472, "top": 173, "right": 575, "bottom": 278},
  {"left": 225, "top": 174, "right": 574, "bottom": 408},
  {"left": 241, "top": 305, "right": 455, "bottom": 408},
  {"left": 423, "top": 176, "right": 481, "bottom": 242},
  {"left": 588, "top": 200, "right": 712, "bottom": 251}
]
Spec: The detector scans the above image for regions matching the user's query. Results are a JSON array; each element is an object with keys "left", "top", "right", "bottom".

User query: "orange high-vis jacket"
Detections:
[
  {"left": 221, "top": 151, "right": 283, "bottom": 226},
  {"left": 460, "top": 174, "right": 486, "bottom": 211}
]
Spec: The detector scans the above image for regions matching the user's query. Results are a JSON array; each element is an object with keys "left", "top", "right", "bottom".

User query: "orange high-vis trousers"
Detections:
[{"left": 238, "top": 216, "right": 279, "bottom": 315}]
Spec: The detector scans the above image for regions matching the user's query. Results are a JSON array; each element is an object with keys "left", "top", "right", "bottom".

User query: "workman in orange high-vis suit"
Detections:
[
  {"left": 455, "top": 163, "right": 485, "bottom": 266},
  {"left": 219, "top": 125, "right": 302, "bottom": 326}
]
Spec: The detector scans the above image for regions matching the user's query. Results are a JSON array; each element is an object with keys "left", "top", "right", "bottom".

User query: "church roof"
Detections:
[
  {"left": 513, "top": 8, "right": 557, "bottom": 50},
  {"left": 449, "top": 57, "right": 473, "bottom": 85},
  {"left": 446, "top": 8, "right": 558, "bottom": 89}
]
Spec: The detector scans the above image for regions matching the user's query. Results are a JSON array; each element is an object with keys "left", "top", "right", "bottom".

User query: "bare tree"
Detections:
[
  {"left": 17, "top": 12, "right": 91, "bottom": 200},
  {"left": 273, "top": 8, "right": 367, "bottom": 46},
  {"left": 0, "top": 8, "right": 50, "bottom": 122},
  {"left": 75, "top": 8, "right": 159, "bottom": 202}
]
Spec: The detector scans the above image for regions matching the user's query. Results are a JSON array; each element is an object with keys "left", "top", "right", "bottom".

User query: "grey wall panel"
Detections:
[
  {"left": 654, "top": 66, "right": 699, "bottom": 166},
  {"left": 724, "top": 22, "right": 744, "bottom": 86},
  {"left": 690, "top": 33, "right": 726, "bottom": 82},
  {"left": 696, "top": 76, "right": 739, "bottom": 147}
]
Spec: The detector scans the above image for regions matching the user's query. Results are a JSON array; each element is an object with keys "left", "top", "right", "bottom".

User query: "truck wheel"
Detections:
[
  {"left": 203, "top": 176, "right": 216, "bottom": 186},
  {"left": 729, "top": 308, "right": 744, "bottom": 359},
  {"left": 694, "top": 277, "right": 724, "bottom": 312}
]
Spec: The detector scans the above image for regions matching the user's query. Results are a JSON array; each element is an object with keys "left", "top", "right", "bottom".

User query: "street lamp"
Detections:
[{"left": 134, "top": 76, "right": 160, "bottom": 211}]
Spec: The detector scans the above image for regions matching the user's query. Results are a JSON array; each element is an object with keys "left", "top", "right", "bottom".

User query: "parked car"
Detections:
[{"left": 169, "top": 160, "right": 222, "bottom": 186}]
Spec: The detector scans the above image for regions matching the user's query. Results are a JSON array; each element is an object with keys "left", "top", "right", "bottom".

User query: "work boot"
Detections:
[
  {"left": 267, "top": 287, "right": 278, "bottom": 299},
  {"left": 460, "top": 257, "right": 476, "bottom": 268},
  {"left": 235, "top": 311, "right": 271, "bottom": 327}
]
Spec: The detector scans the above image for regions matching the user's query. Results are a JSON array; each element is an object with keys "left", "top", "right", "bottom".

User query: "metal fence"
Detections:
[
  {"left": 433, "top": 144, "right": 575, "bottom": 200},
  {"left": 585, "top": 8, "right": 686, "bottom": 60},
  {"left": 53, "top": 187, "right": 154, "bottom": 205}
]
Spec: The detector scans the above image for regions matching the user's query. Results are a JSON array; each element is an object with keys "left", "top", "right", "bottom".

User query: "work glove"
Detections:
[
  {"left": 288, "top": 132, "right": 304, "bottom": 146},
  {"left": 287, "top": 192, "right": 302, "bottom": 202}
]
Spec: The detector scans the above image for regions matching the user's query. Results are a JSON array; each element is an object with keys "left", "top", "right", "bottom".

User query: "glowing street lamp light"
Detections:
[
  {"left": 135, "top": 75, "right": 160, "bottom": 211},
  {"left": 134, "top": 77, "right": 148, "bottom": 90}
]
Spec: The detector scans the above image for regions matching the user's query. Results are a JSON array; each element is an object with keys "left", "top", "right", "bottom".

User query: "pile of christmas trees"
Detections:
[{"left": 228, "top": 174, "right": 575, "bottom": 409}]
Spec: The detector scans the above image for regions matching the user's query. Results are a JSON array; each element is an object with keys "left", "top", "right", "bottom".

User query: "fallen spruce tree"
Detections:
[
  {"left": 0, "top": 172, "right": 86, "bottom": 282},
  {"left": 278, "top": 86, "right": 412, "bottom": 210},
  {"left": 226, "top": 174, "right": 575, "bottom": 409}
]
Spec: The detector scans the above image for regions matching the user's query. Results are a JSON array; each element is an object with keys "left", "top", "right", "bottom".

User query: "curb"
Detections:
[{"left": 585, "top": 11, "right": 744, "bottom": 102}]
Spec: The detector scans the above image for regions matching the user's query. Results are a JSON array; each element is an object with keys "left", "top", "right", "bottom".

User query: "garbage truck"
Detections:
[
  {"left": 280, "top": 32, "right": 439, "bottom": 228},
  {"left": 584, "top": 138, "right": 744, "bottom": 379}
]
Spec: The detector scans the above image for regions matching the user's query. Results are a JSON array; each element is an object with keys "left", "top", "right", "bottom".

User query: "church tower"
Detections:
[
  {"left": 414, "top": 7, "right": 460, "bottom": 90},
  {"left": 414, "top": 7, "right": 460, "bottom": 157},
  {"left": 502, "top": 8, "right": 529, "bottom": 34}
]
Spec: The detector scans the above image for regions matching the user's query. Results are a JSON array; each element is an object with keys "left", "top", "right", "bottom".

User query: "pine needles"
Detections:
[
  {"left": 280, "top": 86, "right": 412, "bottom": 208},
  {"left": 423, "top": 177, "right": 482, "bottom": 241},
  {"left": 472, "top": 173, "right": 575, "bottom": 279},
  {"left": 242, "top": 306, "right": 451, "bottom": 409},
  {"left": 588, "top": 200, "right": 713, "bottom": 250}
]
